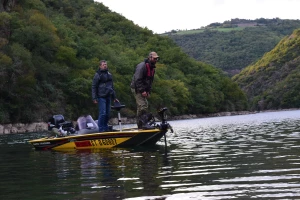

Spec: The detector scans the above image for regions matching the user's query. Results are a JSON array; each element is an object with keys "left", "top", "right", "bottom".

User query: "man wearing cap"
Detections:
[{"left": 130, "top": 52, "right": 159, "bottom": 129}]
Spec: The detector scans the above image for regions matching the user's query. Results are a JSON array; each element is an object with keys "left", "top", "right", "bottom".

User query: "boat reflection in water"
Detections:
[{"left": 49, "top": 146, "right": 166, "bottom": 200}]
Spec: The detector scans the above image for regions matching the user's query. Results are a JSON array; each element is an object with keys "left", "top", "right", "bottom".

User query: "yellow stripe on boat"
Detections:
[
  {"left": 53, "top": 137, "right": 131, "bottom": 150},
  {"left": 28, "top": 128, "right": 165, "bottom": 150}
]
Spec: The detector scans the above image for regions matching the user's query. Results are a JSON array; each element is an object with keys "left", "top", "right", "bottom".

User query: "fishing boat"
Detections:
[{"left": 29, "top": 104, "right": 172, "bottom": 151}]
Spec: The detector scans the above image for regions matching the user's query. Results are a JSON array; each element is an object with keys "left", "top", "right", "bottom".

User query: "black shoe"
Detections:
[
  {"left": 137, "top": 121, "right": 143, "bottom": 129},
  {"left": 138, "top": 112, "right": 155, "bottom": 129}
]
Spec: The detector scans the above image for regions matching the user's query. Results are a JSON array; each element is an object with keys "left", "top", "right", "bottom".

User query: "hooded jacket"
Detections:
[
  {"left": 92, "top": 69, "right": 115, "bottom": 100},
  {"left": 130, "top": 59, "right": 156, "bottom": 93}
]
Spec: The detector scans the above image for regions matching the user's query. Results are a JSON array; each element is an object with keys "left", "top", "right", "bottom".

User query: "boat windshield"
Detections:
[{"left": 77, "top": 115, "right": 98, "bottom": 130}]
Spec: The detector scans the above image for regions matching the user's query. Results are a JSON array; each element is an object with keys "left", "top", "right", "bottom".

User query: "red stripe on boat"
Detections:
[{"left": 75, "top": 141, "right": 92, "bottom": 147}]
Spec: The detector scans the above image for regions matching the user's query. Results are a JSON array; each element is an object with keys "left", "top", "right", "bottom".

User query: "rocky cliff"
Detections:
[{"left": 0, "top": 111, "right": 256, "bottom": 134}]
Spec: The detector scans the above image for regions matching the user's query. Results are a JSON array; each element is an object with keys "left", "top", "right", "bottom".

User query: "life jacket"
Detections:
[{"left": 145, "top": 63, "right": 155, "bottom": 78}]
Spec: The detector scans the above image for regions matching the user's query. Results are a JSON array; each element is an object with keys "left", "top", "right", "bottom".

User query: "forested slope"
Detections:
[
  {"left": 0, "top": 0, "right": 248, "bottom": 124},
  {"left": 233, "top": 29, "right": 300, "bottom": 110},
  {"left": 167, "top": 18, "right": 300, "bottom": 75}
]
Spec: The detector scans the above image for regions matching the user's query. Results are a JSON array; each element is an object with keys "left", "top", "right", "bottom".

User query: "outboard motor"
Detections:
[{"left": 48, "top": 114, "right": 75, "bottom": 136}]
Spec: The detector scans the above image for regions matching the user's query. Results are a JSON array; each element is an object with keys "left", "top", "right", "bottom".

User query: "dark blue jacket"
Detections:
[{"left": 92, "top": 69, "right": 116, "bottom": 100}]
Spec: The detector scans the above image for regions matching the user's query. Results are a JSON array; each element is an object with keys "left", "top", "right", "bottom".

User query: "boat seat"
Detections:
[
  {"left": 77, "top": 115, "right": 98, "bottom": 131},
  {"left": 111, "top": 101, "right": 125, "bottom": 111}
]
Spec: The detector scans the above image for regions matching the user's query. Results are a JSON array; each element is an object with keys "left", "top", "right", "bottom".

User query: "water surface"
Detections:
[{"left": 1, "top": 110, "right": 300, "bottom": 200}]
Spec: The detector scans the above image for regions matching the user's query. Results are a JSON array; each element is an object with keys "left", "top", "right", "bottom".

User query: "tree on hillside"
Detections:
[
  {"left": 168, "top": 18, "right": 300, "bottom": 76},
  {"left": 233, "top": 29, "right": 300, "bottom": 110},
  {"left": 0, "top": 0, "right": 248, "bottom": 123}
]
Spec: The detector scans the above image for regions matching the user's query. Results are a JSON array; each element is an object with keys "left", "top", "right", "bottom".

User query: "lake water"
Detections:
[{"left": 1, "top": 110, "right": 300, "bottom": 200}]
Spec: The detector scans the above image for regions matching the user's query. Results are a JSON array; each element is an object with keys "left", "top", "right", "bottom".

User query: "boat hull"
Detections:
[{"left": 29, "top": 128, "right": 167, "bottom": 151}]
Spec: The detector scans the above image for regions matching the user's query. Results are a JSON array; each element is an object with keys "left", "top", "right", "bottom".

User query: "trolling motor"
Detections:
[
  {"left": 157, "top": 107, "right": 173, "bottom": 133},
  {"left": 156, "top": 107, "right": 173, "bottom": 152}
]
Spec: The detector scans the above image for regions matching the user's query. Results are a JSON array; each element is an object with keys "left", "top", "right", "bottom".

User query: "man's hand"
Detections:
[
  {"left": 142, "top": 91, "right": 149, "bottom": 97},
  {"left": 93, "top": 99, "right": 98, "bottom": 104}
]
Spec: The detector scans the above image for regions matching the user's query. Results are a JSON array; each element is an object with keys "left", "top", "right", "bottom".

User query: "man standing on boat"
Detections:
[
  {"left": 92, "top": 60, "right": 118, "bottom": 132},
  {"left": 130, "top": 52, "right": 159, "bottom": 129}
]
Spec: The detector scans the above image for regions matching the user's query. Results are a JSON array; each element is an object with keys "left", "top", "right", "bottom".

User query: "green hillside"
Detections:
[
  {"left": 0, "top": 0, "right": 248, "bottom": 124},
  {"left": 232, "top": 29, "right": 300, "bottom": 110},
  {"left": 166, "top": 18, "right": 300, "bottom": 76}
]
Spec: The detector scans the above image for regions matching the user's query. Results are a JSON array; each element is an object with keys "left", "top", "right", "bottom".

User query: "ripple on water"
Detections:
[
  {"left": 2, "top": 110, "right": 300, "bottom": 200},
  {"left": 156, "top": 115, "right": 300, "bottom": 199}
]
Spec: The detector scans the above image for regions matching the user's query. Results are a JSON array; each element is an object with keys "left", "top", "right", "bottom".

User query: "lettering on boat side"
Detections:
[
  {"left": 90, "top": 138, "right": 117, "bottom": 146},
  {"left": 74, "top": 138, "right": 117, "bottom": 147},
  {"left": 33, "top": 142, "right": 51, "bottom": 145},
  {"left": 75, "top": 141, "right": 92, "bottom": 147}
]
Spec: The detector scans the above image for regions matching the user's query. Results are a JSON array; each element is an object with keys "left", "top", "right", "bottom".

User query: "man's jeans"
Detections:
[{"left": 98, "top": 97, "right": 111, "bottom": 132}]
